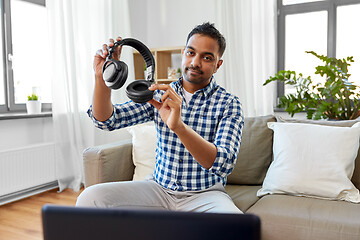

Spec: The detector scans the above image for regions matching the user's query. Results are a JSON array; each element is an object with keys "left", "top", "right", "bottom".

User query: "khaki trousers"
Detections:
[{"left": 76, "top": 179, "right": 242, "bottom": 214}]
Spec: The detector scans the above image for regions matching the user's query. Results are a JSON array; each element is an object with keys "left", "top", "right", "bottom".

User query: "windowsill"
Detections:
[
  {"left": 273, "top": 107, "right": 286, "bottom": 112},
  {"left": 0, "top": 111, "right": 52, "bottom": 120}
]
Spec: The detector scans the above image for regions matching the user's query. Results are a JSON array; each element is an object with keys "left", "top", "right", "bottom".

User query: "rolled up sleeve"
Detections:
[
  {"left": 87, "top": 101, "right": 155, "bottom": 131},
  {"left": 208, "top": 98, "right": 244, "bottom": 178}
]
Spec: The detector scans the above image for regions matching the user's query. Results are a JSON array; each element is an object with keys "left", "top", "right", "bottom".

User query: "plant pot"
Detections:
[{"left": 26, "top": 100, "right": 41, "bottom": 114}]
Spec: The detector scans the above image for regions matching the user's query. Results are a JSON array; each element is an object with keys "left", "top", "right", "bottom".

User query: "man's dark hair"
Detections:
[{"left": 186, "top": 22, "right": 226, "bottom": 58}]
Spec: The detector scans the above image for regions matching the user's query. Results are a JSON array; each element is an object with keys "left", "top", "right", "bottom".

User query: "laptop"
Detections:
[{"left": 42, "top": 205, "right": 261, "bottom": 240}]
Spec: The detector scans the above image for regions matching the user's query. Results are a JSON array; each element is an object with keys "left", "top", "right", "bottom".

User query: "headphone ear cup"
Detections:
[
  {"left": 103, "top": 60, "right": 128, "bottom": 89},
  {"left": 126, "top": 80, "right": 154, "bottom": 103}
]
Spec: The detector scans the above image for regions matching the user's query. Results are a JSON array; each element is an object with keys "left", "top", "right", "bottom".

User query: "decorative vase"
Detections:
[{"left": 26, "top": 100, "right": 41, "bottom": 114}]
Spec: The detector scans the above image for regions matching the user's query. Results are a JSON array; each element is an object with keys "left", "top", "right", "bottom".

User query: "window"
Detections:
[
  {"left": 1, "top": 0, "right": 51, "bottom": 113},
  {"left": 283, "top": 0, "right": 325, "bottom": 5},
  {"left": 337, "top": 4, "right": 360, "bottom": 86},
  {"left": 0, "top": 10, "right": 5, "bottom": 108},
  {"left": 277, "top": 0, "right": 360, "bottom": 100}
]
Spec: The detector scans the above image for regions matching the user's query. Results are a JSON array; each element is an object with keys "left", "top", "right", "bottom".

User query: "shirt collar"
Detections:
[{"left": 172, "top": 76, "right": 218, "bottom": 98}]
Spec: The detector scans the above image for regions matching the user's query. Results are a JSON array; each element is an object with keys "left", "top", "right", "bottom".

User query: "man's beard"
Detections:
[
  {"left": 185, "top": 66, "right": 203, "bottom": 75},
  {"left": 183, "top": 66, "right": 206, "bottom": 84}
]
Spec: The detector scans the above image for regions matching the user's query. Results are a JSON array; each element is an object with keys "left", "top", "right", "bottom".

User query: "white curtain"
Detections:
[
  {"left": 46, "top": 0, "right": 133, "bottom": 192},
  {"left": 215, "top": 0, "right": 277, "bottom": 117}
]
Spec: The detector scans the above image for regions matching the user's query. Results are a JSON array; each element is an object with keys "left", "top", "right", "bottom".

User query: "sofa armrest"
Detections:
[{"left": 83, "top": 139, "right": 135, "bottom": 187}]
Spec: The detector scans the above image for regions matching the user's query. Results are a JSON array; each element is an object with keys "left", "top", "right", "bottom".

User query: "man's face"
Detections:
[{"left": 181, "top": 34, "right": 223, "bottom": 87}]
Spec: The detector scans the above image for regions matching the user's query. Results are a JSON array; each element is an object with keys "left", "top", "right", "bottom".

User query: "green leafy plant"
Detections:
[
  {"left": 27, "top": 94, "right": 39, "bottom": 101},
  {"left": 264, "top": 51, "right": 360, "bottom": 120}
]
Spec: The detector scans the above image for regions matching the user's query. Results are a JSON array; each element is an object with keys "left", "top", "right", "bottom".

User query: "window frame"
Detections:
[
  {"left": 276, "top": 0, "right": 360, "bottom": 103},
  {"left": 1, "top": 0, "right": 51, "bottom": 113}
]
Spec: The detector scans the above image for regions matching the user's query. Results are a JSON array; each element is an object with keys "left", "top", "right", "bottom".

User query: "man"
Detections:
[{"left": 76, "top": 22, "right": 244, "bottom": 213}]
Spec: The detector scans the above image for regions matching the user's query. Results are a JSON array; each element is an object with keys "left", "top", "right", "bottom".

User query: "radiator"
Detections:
[{"left": 0, "top": 143, "right": 57, "bottom": 197}]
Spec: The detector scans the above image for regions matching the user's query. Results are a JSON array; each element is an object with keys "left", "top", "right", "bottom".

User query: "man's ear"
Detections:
[{"left": 214, "top": 59, "right": 223, "bottom": 73}]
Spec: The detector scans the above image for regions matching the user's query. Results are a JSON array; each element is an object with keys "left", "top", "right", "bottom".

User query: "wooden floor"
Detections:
[{"left": 0, "top": 188, "right": 83, "bottom": 240}]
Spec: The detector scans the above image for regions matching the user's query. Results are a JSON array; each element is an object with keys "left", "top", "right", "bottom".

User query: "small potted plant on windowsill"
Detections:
[
  {"left": 26, "top": 93, "right": 41, "bottom": 114},
  {"left": 263, "top": 51, "right": 360, "bottom": 120}
]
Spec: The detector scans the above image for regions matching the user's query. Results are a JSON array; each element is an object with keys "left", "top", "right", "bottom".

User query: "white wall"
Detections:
[{"left": 129, "top": 0, "right": 217, "bottom": 48}]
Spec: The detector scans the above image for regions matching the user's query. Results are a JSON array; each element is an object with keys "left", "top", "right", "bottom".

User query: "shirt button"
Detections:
[
  {"left": 176, "top": 181, "right": 180, "bottom": 184},
  {"left": 179, "top": 160, "right": 183, "bottom": 163}
]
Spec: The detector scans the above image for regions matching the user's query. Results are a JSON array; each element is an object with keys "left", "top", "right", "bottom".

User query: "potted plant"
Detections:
[
  {"left": 264, "top": 51, "right": 360, "bottom": 120},
  {"left": 176, "top": 68, "right": 182, "bottom": 78},
  {"left": 26, "top": 93, "right": 41, "bottom": 114}
]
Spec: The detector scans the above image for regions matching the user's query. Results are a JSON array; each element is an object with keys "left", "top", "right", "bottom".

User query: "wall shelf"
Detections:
[{"left": 133, "top": 46, "right": 184, "bottom": 84}]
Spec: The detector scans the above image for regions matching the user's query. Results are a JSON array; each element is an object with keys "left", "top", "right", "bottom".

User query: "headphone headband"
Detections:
[{"left": 108, "top": 38, "right": 155, "bottom": 81}]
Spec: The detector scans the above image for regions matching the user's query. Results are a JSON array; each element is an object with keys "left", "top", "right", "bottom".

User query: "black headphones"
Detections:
[{"left": 102, "top": 38, "right": 155, "bottom": 103}]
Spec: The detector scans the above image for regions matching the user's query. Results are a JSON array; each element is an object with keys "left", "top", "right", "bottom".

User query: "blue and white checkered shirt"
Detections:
[{"left": 88, "top": 77, "right": 244, "bottom": 191}]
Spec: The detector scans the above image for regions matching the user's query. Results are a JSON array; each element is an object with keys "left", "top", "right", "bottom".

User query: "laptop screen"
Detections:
[{"left": 42, "top": 205, "right": 260, "bottom": 240}]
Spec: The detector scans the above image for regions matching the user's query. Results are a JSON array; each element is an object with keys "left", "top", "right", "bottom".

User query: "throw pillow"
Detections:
[
  {"left": 276, "top": 116, "right": 360, "bottom": 190},
  {"left": 257, "top": 122, "right": 360, "bottom": 203},
  {"left": 127, "top": 122, "right": 157, "bottom": 181}
]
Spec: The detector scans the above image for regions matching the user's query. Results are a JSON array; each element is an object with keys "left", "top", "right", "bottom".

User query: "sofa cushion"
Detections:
[
  {"left": 277, "top": 116, "right": 360, "bottom": 190},
  {"left": 127, "top": 122, "right": 156, "bottom": 181},
  {"left": 227, "top": 115, "right": 276, "bottom": 185},
  {"left": 225, "top": 185, "right": 261, "bottom": 212},
  {"left": 257, "top": 122, "right": 360, "bottom": 203},
  {"left": 247, "top": 195, "right": 360, "bottom": 240}
]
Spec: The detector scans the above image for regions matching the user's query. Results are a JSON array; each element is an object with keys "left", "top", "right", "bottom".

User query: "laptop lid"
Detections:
[{"left": 42, "top": 205, "right": 261, "bottom": 240}]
